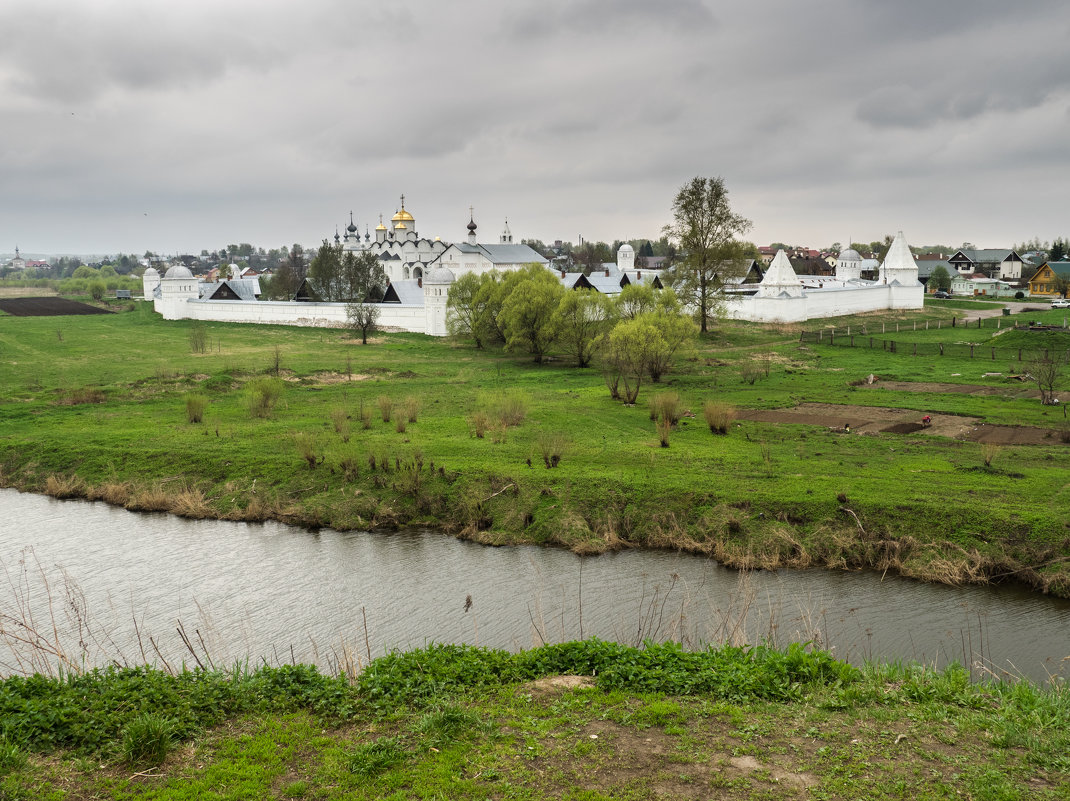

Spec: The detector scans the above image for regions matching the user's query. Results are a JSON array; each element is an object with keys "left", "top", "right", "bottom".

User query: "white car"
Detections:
[{"left": 1052, "top": 298, "right": 1070, "bottom": 309}]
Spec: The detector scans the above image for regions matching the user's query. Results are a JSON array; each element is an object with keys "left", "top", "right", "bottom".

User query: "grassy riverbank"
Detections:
[
  {"left": 1, "top": 642, "right": 1066, "bottom": 800},
  {"left": 1, "top": 302, "right": 1068, "bottom": 595}
]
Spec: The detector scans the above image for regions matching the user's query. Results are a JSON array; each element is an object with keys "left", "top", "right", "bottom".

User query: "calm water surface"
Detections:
[{"left": 2, "top": 489, "right": 1068, "bottom": 682}]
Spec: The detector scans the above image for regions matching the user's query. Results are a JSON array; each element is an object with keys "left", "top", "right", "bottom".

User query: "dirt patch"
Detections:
[
  {"left": 0, "top": 297, "right": 113, "bottom": 316},
  {"left": 526, "top": 675, "right": 595, "bottom": 698},
  {"left": 865, "top": 379, "right": 1039, "bottom": 399},
  {"left": 738, "top": 402, "right": 1065, "bottom": 445}
]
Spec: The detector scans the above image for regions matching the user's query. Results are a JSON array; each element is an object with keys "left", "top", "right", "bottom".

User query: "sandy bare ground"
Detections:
[{"left": 738, "top": 402, "right": 1066, "bottom": 445}]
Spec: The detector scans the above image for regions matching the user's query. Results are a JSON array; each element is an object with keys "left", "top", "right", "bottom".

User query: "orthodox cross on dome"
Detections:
[{"left": 400, "top": 193, "right": 405, "bottom": 209}]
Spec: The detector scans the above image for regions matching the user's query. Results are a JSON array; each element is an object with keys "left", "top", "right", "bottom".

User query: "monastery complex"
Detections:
[{"left": 145, "top": 198, "right": 924, "bottom": 334}]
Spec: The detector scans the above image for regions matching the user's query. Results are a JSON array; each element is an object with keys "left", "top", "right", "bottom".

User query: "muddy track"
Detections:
[{"left": 738, "top": 402, "right": 1067, "bottom": 445}]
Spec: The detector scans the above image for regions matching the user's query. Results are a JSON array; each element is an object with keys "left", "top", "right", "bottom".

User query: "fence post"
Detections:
[
  {"left": 913, "top": 343, "right": 917, "bottom": 356},
  {"left": 970, "top": 345, "right": 974, "bottom": 358},
  {"left": 847, "top": 326, "right": 850, "bottom": 336},
  {"left": 940, "top": 343, "right": 944, "bottom": 356},
  {"left": 992, "top": 348, "right": 996, "bottom": 360},
  {"left": 1018, "top": 348, "right": 1022, "bottom": 362},
  {"left": 896, "top": 322, "right": 900, "bottom": 333},
  {"left": 851, "top": 335, "right": 855, "bottom": 346},
  {"left": 952, "top": 317, "right": 956, "bottom": 328},
  {"left": 869, "top": 337, "right": 873, "bottom": 349},
  {"left": 883, "top": 322, "right": 886, "bottom": 334}
]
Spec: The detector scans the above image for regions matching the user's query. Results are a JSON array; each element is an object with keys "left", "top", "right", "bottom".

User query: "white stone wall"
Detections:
[
  {"left": 155, "top": 297, "right": 429, "bottom": 333},
  {"left": 723, "top": 284, "right": 923, "bottom": 323}
]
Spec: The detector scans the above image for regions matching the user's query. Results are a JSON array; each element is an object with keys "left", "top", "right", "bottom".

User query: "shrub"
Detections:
[
  {"left": 469, "top": 411, "right": 491, "bottom": 438},
  {"left": 88, "top": 279, "right": 106, "bottom": 301},
  {"left": 188, "top": 325, "right": 208, "bottom": 354},
  {"left": 982, "top": 442, "right": 1001, "bottom": 468},
  {"left": 247, "top": 377, "right": 284, "bottom": 418},
  {"left": 538, "top": 432, "right": 568, "bottom": 468},
  {"left": 120, "top": 713, "right": 175, "bottom": 767},
  {"left": 185, "top": 393, "right": 208, "bottom": 424},
  {"left": 656, "top": 416, "right": 672, "bottom": 448},
  {"left": 395, "top": 417, "right": 407, "bottom": 434},
  {"left": 739, "top": 359, "right": 770, "bottom": 385},
  {"left": 377, "top": 395, "right": 393, "bottom": 423},
  {"left": 330, "top": 407, "right": 350, "bottom": 442},
  {"left": 649, "top": 391, "right": 681, "bottom": 424},
  {"left": 294, "top": 433, "right": 319, "bottom": 468},
  {"left": 703, "top": 400, "right": 736, "bottom": 435},
  {"left": 491, "top": 391, "right": 527, "bottom": 427},
  {"left": 404, "top": 396, "right": 420, "bottom": 423}
]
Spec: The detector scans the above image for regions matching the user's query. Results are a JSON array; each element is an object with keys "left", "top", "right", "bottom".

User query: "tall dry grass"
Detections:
[
  {"left": 377, "top": 395, "right": 393, "bottom": 423},
  {"left": 703, "top": 400, "right": 736, "bottom": 435}
]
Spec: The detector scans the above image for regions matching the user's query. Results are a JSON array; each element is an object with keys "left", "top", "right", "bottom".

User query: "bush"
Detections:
[
  {"left": 247, "top": 377, "right": 284, "bottom": 418},
  {"left": 377, "top": 395, "right": 393, "bottom": 423},
  {"left": 649, "top": 391, "right": 681, "bottom": 424},
  {"left": 494, "top": 391, "right": 527, "bottom": 427},
  {"left": 404, "top": 396, "right": 420, "bottom": 423},
  {"left": 346, "top": 736, "right": 406, "bottom": 777},
  {"left": 703, "top": 400, "right": 736, "bottom": 435},
  {"left": 189, "top": 325, "right": 208, "bottom": 354},
  {"left": 185, "top": 393, "right": 208, "bottom": 424},
  {"left": 739, "top": 359, "right": 770, "bottom": 385},
  {"left": 537, "top": 432, "right": 568, "bottom": 467},
  {"left": 88, "top": 279, "right": 106, "bottom": 301},
  {"left": 294, "top": 433, "right": 319, "bottom": 468},
  {"left": 330, "top": 407, "right": 350, "bottom": 442}
]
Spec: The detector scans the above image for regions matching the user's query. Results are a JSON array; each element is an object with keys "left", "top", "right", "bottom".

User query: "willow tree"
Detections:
[{"left": 662, "top": 177, "right": 752, "bottom": 333}]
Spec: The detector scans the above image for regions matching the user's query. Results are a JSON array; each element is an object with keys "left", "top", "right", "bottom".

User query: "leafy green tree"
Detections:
[
  {"left": 662, "top": 176, "right": 753, "bottom": 333},
  {"left": 88, "top": 279, "right": 106, "bottom": 300},
  {"left": 72, "top": 265, "right": 98, "bottom": 279},
  {"left": 498, "top": 269, "right": 565, "bottom": 363},
  {"left": 642, "top": 292, "right": 696, "bottom": 382},
  {"left": 553, "top": 288, "right": 613, "bottom": 367},
  {"left": 928, "top": 265, "right": 952, "bottom": 291},
  {"left": 615, "top": 282, "right": 657, "bottom": 320},
  {"left": 1053, "top": 274, "right": 1070, "bottom": 299},
  {"left": 309, "top": 240, "right": 344, "bottom": 301},
  {"left": 602, "top": 316, "right": 663, "bottom": 403},
  {"left": 447, "top": 271, "right": 498, "bottom": 348}
]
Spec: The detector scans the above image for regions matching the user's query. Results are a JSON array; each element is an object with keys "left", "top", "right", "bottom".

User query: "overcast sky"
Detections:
[{"left": 3, "top": 0, "right": 1069, "bottom": 257}]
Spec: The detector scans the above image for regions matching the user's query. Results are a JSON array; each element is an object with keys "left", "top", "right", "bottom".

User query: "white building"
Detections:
[{"left": 723, "top": 231, "right": 924, "bottom": 323}]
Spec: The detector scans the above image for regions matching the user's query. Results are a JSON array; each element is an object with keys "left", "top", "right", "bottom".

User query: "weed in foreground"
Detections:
[
  {"left": 0, "top": 737, "right": 27, "bottom": 775},
  {"left": 345, "top": 736, "right": 407, "bottom": 777},
  {"left": 120, "top": 713, "right": 175, "bottom": 767},
  {"left": 413, "top": 705, "right": 490, "bottom": 747},
  {"left": 656, "top": 416, "right": 673, "bottom": 448}
]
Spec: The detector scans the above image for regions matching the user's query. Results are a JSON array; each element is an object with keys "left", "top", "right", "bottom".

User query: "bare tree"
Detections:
[{"left": 1028, "top": 352, "right": 1068, "bottom": 405}]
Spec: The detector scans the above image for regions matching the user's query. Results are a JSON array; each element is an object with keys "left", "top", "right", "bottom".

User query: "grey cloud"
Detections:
[
  {"left": 0, "top": 4, "right": 278, "bottom": 105},
  {"left": 503, "top": 0, "right": 715, "bottom": 41}
]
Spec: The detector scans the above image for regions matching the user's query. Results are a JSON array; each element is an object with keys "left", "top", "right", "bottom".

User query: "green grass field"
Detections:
[
  {"left": 1, "top": 301, "right": 1068, "bottom": 595},
  {"left": 1, "top": 641, "right": 1067, "bottom": 800}
]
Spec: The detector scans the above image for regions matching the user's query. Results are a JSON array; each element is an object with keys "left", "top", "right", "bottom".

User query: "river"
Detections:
[{"left": 1, "top": 489, "right": 1067, "bottom": 683}]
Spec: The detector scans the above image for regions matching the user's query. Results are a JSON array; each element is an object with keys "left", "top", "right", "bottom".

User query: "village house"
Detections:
[{"left": 1027, "top": 261, "right": 1070, "bottom": 297}]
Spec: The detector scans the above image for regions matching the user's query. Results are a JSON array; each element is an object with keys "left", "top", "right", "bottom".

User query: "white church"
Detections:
[{"left": 145, "top": 195, "right": 923, "bottom": 333}]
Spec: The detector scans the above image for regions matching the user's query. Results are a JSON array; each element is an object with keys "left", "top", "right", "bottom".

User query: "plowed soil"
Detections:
[
  {"left": 738, "top": 402, "right": 1066, "bottom": 445},
  {"left": 0, "top": 297, "right": 112, "bottom": 316},
  {"left": 864, "top": 379, "right": 1039, "bottom": 400}
]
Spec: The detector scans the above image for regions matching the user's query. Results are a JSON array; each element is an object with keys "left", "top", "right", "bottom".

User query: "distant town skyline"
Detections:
[{"left": 2, "top": 0, "right": 1068, "bottom": 255}]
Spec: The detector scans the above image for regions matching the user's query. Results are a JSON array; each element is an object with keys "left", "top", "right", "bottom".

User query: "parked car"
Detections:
[
  {"left": 1051, "top": 298, "right": 1070, "bottom": 309},
  {"left": 933, "top": 290, "right": 952, "bottom": 299}
]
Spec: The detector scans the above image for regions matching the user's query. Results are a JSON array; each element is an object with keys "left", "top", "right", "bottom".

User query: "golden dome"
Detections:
[
  {"left": 391, "top": 209, "right": 414, "bottom": 222},
  {"left": 394, "top": 222, "right": 408, "bottom": 230},
  {"left": 375, "top": 222, "right": 387, "bottom": 230}
]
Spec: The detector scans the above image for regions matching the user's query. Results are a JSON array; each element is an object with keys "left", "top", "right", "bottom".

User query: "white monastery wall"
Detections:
[
  {"left": 724, "top": 284, "right": 922, "bottom": 323},
  {"left": 156, "top": 297, "right": 425, "bottom": 331}
]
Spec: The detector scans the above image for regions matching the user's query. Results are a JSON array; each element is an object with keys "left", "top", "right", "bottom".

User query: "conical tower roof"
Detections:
[
  {"left": 881, "top": 231, "right": 918, "bottom": 273},
  {"left": 758, "top": 250, "right": 803, "bottom": 298}
]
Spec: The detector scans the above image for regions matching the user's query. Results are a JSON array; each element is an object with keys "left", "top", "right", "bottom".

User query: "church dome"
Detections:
[
  {"left": 424, "top": 266, "right": 455, "bottom": 284},
  {"left": 839, "top": 248, "right": 862, "bottom": 262},
  {"left": 164, "top": 264, "right": 193, "bottom": 279},
  {"left": 347, "top": 221, "right": 357, "bottom": 233},
  {"left": 618, "top": 243, "right": 635, "bottom": 255},
  {"left": 395, "top": 222, "right": 408, "bottom": 230},
  {"left": 392, "top": 209, "right": 414, "bottom": 223},
  {"left": 376, "top": 221, "right": 388, "bottom": 230},
  {"left": 143, "top": 266, "right": 159, "bottom": 277}
]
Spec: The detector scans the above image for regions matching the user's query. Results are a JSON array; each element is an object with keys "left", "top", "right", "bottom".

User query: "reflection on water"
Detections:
[{"left": 2, "top": 488, "right": 1068, "bottom": 682}]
